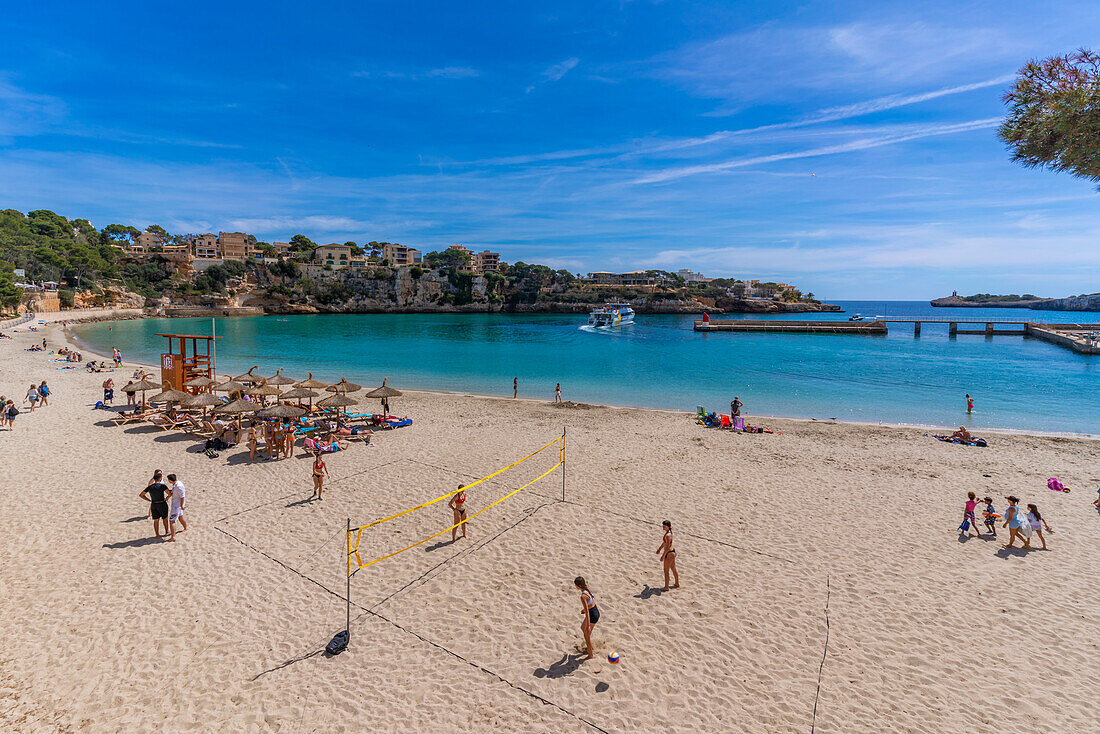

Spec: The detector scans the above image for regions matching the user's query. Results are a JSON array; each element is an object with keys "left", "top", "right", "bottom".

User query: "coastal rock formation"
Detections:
[
  {"left": 932, "top": 293, "right": 1100, "bottom": 311},
  {"left": 712, "top": 297, "right": 841, "bottom": 313},
  {"left": 1030, "top": 294, "right": 1100, "bottom": 311},
  {"left": 930, "top": 295, "right": 1046, "bottom": 308}
]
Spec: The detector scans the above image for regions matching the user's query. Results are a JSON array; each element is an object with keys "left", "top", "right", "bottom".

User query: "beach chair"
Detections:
[
  {"left": 148, "top": 414, "right": 188, "bottom": 431},
  {"left": 720, "top": 414, "right": 731, "bottom": 429},
  {"left": 111, "top": 410, "right": 156, "bottom": 426}
]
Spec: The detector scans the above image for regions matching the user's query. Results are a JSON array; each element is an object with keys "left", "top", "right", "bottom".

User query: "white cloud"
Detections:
[
  {"left": 543, "top": 57, "right": 580, "bottom": 82},
  {"left": 426, "top": 66, "right": 479, "bottom": 79},
  {"left": 226, "top": 215, "right": 376, "bottom": 233},
  {"left": 631, "top": 118, "right": 1001, "bottom": 184}
]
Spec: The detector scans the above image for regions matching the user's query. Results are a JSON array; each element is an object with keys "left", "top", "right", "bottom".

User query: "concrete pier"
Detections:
[{"left": 693, "top": 319, "right": 1100, "bottom": 354}]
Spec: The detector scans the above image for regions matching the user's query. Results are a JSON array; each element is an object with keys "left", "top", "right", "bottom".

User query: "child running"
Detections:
[
  {"left": 448, "top": 484, "right": 468, "bottom": 542},
  {"left": 574, "top": 576, "right": 599, "bottom": 659},
  {"left": 982, "top": 496, "right": 999, "bottom": 538}
]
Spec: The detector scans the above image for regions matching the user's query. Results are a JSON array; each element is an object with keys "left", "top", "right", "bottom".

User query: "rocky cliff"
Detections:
[
  {"left": 1029, "top": 294, "right": 1100, "bottom": 311},
  {"left": 713, "top": 297, "right": 842, "bottom": 313}
]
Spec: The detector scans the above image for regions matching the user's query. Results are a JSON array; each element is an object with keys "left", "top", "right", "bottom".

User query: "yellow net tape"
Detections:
[{"left": 347, "top": 434, "right": 563, "bottom": 576}]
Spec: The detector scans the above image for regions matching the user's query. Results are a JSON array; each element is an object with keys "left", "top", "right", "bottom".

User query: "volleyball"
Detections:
[{"left": 608, "top": 651, "right": 620, "bottom": 664}]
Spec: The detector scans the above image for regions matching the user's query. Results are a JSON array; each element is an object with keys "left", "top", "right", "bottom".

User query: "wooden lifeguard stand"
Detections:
[{"left": 157, "top": 333, "right": 219, "bottom": 393}]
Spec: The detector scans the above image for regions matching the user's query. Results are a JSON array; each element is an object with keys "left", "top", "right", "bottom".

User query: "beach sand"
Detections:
[{"left": 1, "top": 323, "right": 1099, "bottom": 732}]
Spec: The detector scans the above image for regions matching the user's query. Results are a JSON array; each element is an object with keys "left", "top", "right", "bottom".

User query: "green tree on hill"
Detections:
[{"left": 999, "top": 49, "right": 1100, "bottom": 187}]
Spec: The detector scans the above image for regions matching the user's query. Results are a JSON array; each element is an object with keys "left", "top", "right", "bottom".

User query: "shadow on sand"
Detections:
[
  {"left": 534, "top": 652, "right": 587, "bottom": 680},
  {"left": 103, "top": 536, "right": 164, "bottom": 549}
]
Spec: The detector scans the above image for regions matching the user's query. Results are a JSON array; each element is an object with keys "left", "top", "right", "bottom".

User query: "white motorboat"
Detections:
[{"left": 588, "top": 302, "right": 635, "bottom": 328}]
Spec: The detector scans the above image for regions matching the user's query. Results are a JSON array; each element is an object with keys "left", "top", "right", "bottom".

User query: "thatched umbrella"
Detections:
[
  {"left": 365, "top": 378, "right": 403, "bottom": 417},
  {"left": 318, "top": 393, "right": 358, "bottom": 417},
  {"left": 296, "top": 372, "right": 330, "bottom": 390},
  {"left": 279, "top": 386, "right": 320, "bottom": 411},
  {"left": 215, "top": 378, "right": 248, "bottom": 396},
  {"left": 256, "top": 403, "right": 307, "bottom": 420},
  {"left": 326, "top": 377, "right": 362, "bottom": 394},
  {"left": 183, "top": 391, "right": 222, "bottom": 418},
  {"left": 213, "top": 398, "right": 259, "bottom": 416},
  {"left": 234, "top": 366, "right": 262, "bottom": 383},
  {"left": 184, "top": 375, "right": 217, "bottom": 390},
  {"left": 265, "top": 368, "right": 297, "bottom": 387},
  {"left": 245, "top": 382, "right": 283, "bottom": 406},
  {"left": 149, "top": 381, "right": 191, "bottom": 406},
  {"left": 121, "top": 377, "right": 160, "bottom": 408}
]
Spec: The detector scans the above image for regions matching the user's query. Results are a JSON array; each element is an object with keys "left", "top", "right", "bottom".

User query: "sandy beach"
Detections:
[{"left": 1, "top": 322, "right": 1099, "bottom": 733}]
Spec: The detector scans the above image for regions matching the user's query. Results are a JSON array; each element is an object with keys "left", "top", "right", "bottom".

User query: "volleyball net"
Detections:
[{"left": 345, "top": 432, "right": 565, "bottom": 579}]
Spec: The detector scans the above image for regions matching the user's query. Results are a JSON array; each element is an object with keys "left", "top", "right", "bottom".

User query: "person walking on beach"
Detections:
[
  {"left": 1002, "top": 496, "right": 1027, "bottom": 549},
  {"left": 959, "top": 492, "right": 981, "bottom": 537},
  {"left": 167, "top": 473, "right": 187, "bottom": 541},
  {"left": 449, "top": 484, "right": 468, "bottom": 542},
  {"left": 1023, "top": 504, "right": 1051, "bottom": 550},
  {"left": 966, "top": 393, "right": 973, "bottom": 414},
  {"left": 982, "top": 496, "right": 999, "bottom": 538},
  {"left": 574, "top": 577, "right": 599, "bottom": 659},
  {"left": 37, "top": 381, "right": 49, "bottom": 408},
  {"left": 513, "top": 377, "right": 518, "bottom": 399},
  {"left": 112, "top": 347, "right": 122, "bottom": 367},
  {"left": 139, "top": 470, "right": 171, "bottom": 539},
  {"left": 554, "top": 383, "right": 562, "bottom": 404},
  {"left": 657, "top": 520, "right": 680, "bottom": 591},
  {"left": 25, "top": 383, "right": 39, "bottom": 413},
  {"left": 311, "top": 452, "right": 329, "bottom": 500},
  {"left": 102, "top": 377, "right": 114, "bottom": 406},
  {"left": 5, "top": 399, "right": 19, "bottom": 430}
]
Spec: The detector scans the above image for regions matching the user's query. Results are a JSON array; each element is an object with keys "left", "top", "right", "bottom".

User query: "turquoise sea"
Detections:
[{"left": 72, "top": 301, "right": 1100, "bottom": 434}]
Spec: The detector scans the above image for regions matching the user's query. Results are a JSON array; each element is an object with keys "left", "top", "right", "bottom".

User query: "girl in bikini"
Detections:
[
  {"left": 449, "top": 484, "right": 468, "bottom": 541},
  {"left": 574, "top": 576, "right": 599, "bottom": 659},
  {"left": 311, "top": 453, "right": 328, "bottom": 500},
  {"left": 656, "top": 520, "right": 680, "bottom": 590}
]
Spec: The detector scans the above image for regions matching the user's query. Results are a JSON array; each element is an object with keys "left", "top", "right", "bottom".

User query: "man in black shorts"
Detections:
[{"left": 139, "top": 470, "right": 172, "bottom": 539}]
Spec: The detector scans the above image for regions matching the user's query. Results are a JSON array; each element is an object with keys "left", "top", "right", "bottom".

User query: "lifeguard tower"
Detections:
[{"left": 157, "top": 333, "right": 219, "bottom": 393}]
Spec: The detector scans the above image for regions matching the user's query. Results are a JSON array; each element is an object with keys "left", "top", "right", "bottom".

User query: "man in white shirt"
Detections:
[{"left": 167, "top": 473, "right": 188, "bottom": 541}]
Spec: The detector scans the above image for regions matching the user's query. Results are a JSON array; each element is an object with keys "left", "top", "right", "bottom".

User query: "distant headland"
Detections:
[{"left": 931, "top": 291, "right": 1100, "bottom": 311}]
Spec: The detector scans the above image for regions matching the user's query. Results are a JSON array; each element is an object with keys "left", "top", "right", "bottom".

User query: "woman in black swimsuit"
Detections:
[
  {"left": 574, "top": 576, "right": 599, "bottom": 659},
  {"left": 139, "top": 470, "right": 172, "bottom": 539},
  {"left": 656, "top": 520, "right": 680, "bottom": 591},
  {"left": 448, "top": 484, "right": 468, "bottom": 542}
]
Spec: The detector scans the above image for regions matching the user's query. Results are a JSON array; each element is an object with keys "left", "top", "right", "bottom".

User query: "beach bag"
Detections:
[
  {"left": 326, "top": 629, "right": 349, "bottom": 656},
  {"left": 958, "top": 519, "right": 971, "bottom": 532}
]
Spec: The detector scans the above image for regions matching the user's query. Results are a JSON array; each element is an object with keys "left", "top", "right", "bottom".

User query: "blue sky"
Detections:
[{"left": 1, "top": 1, "right": 1099, "bottom": 299}]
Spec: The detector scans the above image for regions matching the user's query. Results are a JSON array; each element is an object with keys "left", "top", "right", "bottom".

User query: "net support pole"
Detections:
[
  {"left": 561, "top": 427, "right": 566, "bottom": 502},
  {"left": 345, "top": 517, "right": 351, "bottom": 643}
]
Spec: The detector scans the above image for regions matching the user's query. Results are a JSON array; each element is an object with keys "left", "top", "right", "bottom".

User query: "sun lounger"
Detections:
[{"left": 111, "top": 410, "right": 156, "bottom": 425}]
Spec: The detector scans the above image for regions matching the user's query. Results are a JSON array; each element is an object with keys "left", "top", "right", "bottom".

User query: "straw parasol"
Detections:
[
  {"left": 183, "top": 375, "right": 217, "bottom": 390},
  {"left": 234, "top": 366, "right": 262, "bottom": 383},
  {"left": 266, "top": 368, "right": 297, "bottom": 387},
  {"left": 121, "top": 377, "right": 160, "bottom": 407},
  {"left": 296, "top": 372, "right": 330, "bottom": 389},
  {"left": 182, "top": 391, "right": 222, "bottom": 417},
  {"left": 149, "top": 380, "right": 191, "bottom": 405},
  {"left": 365, "top": 377, "right": 403, "bottom": 416},
  {"left": 318, "top": 393, "right": 358, "bottom": 417},
  {"left": 256, "top": 403, "right": 308, "bottom": 419},
  {"left": 213, "top": 398, "right": 259, "bottom": 416},
  {"left": 279, "top": 386, "right": 320, "bottom": 411},
  {"left": 215, "top": 378, "right": 248, "bottom": 395},
  {"left": 326, "top": 377, "right": 362, "bottom": 394}
]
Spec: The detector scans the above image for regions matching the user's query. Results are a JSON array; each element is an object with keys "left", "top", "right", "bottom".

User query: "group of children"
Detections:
[
  {"left": 0, "top": 380, "right": 50, "bottom": 429},
  {"left": 960, "top": 491, "right": 1052, "bottom": 550}
]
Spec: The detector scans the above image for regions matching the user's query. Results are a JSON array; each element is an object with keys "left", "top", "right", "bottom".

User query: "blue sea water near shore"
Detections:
[{"left": 72, "top": 301, "right": 1100, "bottom": 434}]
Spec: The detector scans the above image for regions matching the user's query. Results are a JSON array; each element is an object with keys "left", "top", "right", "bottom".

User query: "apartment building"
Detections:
[
  {"left": 381, "top": 243, "right": 422, "bottom": 266},
  {"left": 217, "top": 232, "right": 252, "bottom": 261},
  {"left": 583, "top": 270, "right": 659, "bottom": 287},
  {"left": 447, "top": 244, "right": 501, "bottom": 274},
  {"left": 676, "top": 269, "right": 710, "bottom": 283},
  {"left": 314, "top": 243, "right": 353, "bottom": 269},
  {"left": 135, "top": 229, "right": 164, "bottom": 252},
  {"left": 192, "top": 233, "right": 220, "bottom": 259},
  {"left": 272, "top": 241, "right": 292, "bottom": 257}
]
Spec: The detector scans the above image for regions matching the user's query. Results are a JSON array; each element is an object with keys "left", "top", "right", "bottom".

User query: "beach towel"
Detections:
[
  {"left": 1047, "top": 477, "right": 1068, "bottom": 492},
  {"left": 932, "top": 435, "right": 987, "bottom": 447},
  {"left": 733, "top": 416, "right": 745, "bottom": 431}
]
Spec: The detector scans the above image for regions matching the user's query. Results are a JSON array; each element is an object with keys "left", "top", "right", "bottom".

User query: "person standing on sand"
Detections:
[
  {"left": 657, "top": 520, "right": 680, "bottom": 591},
  {"left": 554, "top": 383, "right": 562, "bottom": 404},
  {"left": 167, "top": 473, "right": 187, "bottom": 541},
  {"left": 574, "top": 576, "right": 599, "bottom": 659},
  {"left": 449, "top": 484, "right": 468, "bottom": 541},
  {"left": 103, "top": 377, "right": 114, "bottom": 405},
  {"left": 113, "top": 347, "right": 122, "bottom": 367},
  {"left": 139, "top": 470, "right": 171, "bottom": 539},
  {"left": 1023, "top": 504, "right": 1051, "bottom": 550},
  {"left": 248, "top": 422, "right": 258, "bottom": 462},
  {"left": 37, "top": 381, "right": 49, "bottom": 407},
  {"left": 1002, "top": 496, "right": 1026, "bottom": 549},
  {"left": 731, "top": 397, "right": 743, "bottom": 418},
  {"left": 513, "top": 377, "right": 518, "bottom": 399},
  {"left": 311, "top": 452, "right": 329, "bottom": 500},
  {"left": 959, "top": 492, "right": 981, "bottom": 537},
  {"left": 966, "top": 394, "right": 973, "bottom": 414}
]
